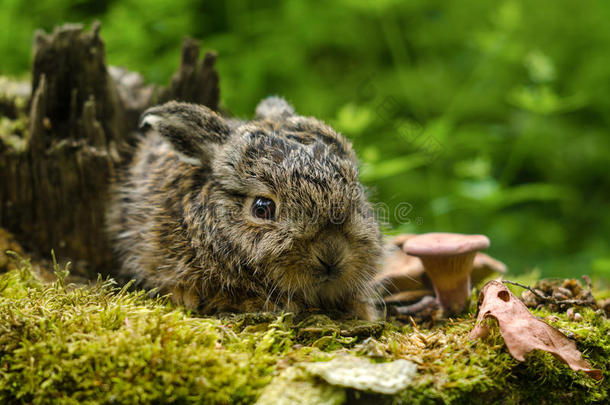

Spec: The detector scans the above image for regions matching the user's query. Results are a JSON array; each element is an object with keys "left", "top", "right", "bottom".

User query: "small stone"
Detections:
[{"left": 573, "top": 312, "right": 583, "bottom": 322}]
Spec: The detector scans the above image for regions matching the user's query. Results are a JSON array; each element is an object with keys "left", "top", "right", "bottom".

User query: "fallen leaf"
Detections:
[{"left": 469, "top": 280, "right": 602, "bottom": 380}]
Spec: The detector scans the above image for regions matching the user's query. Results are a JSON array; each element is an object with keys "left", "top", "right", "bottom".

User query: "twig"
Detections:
[
  {"left": 502, "top": 280, "right": 596, "bottom": 307},
  {"left": 502, "top": 280, "right": 552, "bottom": 301}
]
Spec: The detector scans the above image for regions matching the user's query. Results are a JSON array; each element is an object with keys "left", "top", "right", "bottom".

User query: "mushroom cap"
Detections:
[
  {"left": 472, "top": 252, "right": 507, "bottom": 284},
  {"left": 404, "top": 232, "right": 490, "bottom": 257},
  {"left": 390, "top": 234, "right": 417, "bottom": 247}
]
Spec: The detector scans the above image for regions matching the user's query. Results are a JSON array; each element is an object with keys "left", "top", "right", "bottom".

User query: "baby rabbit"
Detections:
[{"left": 107, "top": 97, "right": 383, "bottom": 319}]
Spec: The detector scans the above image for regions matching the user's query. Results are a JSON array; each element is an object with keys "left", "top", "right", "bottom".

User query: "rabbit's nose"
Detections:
[
  {"left": 316, "top": 256, "right": 340, "bottom": 277},
  {"left": 311, "top": 225, "right": 349, "bottom": 279}
]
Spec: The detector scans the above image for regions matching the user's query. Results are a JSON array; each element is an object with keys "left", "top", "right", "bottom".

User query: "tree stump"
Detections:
[
  {"left": 159, "top": 37, "right": 220, "bottom": 110},
  {"left": 0, "top": 22, "right": 220, "bottom": 277}
]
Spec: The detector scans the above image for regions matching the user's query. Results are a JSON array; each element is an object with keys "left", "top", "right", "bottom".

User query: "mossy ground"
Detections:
[{"left": 0, "top": 258, "right": 608, "bottom": 404}]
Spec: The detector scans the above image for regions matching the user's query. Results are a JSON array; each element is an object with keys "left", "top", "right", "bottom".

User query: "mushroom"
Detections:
[
  {"left": 390, "top": 295, "right": 439, "bottom": 319},
  {"left": 374, "top": 235, "right": 506, "bottom": 296},
  {"left": 472, "top": 252, "right": 507, "bottom": 285},
  {"left": 384, "top": 289, "right": 434, "bottom": 305},
  {"left": 403, "top": 232, "right": 490, "bottom": 316},
  {"left": 375, "top": 248, "right": 425, "bottom": 293}
]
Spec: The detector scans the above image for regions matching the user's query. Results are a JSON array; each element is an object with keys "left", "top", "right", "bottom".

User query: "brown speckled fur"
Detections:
[{"left": 107, "top": 97, "right": 383, "bottom": 319}]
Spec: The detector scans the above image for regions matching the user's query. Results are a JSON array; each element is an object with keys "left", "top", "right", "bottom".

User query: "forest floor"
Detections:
[{"left": 0, "top": 242, "right": 608, "bottom": 404}]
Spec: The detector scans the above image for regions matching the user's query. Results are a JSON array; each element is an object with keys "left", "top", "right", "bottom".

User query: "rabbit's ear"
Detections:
[
  {"left": 255, "top": 96, "right": 295, "bottom": 120},
  {"left": 139, "top": 101, "right": 230, "bottom": 166}
]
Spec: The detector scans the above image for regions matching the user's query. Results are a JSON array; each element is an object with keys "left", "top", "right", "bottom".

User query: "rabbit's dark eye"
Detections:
[{"left": 251, "top": 196, "right": 276, "bottom": 221}]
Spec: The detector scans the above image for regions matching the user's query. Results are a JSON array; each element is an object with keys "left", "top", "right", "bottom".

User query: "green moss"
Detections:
[
  {"left": 0, "top": 116, "right": 28, "bottom": 152},
  {"left": 0, "top": 263, "right": 608, "bottom": 404},
  {"left": 0, "top": 76, "right": 29, "bottom": 153},
  {"left": 0, "top": 267, "right": 291, "bottom": 404}
]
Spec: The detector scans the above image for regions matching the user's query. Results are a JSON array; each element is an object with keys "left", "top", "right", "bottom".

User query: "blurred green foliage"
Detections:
[{"left": 0, "top": 0, "right": 609, "bottom": 279}]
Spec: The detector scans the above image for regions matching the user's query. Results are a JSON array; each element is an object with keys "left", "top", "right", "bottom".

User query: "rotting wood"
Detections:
[{"left": 0, "top": 22, "right": 220, "bottom": 277}]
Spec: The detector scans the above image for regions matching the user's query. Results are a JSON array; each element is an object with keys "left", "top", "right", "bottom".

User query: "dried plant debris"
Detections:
[
  {"left": 301, "top": 355, "right": 417, "bottom": 395},
  {"left": 510, "top": 277, "right": 598, "bottom": 312},
  {"left": 469, "top": 280, "right": 602, "bottom": 380}
]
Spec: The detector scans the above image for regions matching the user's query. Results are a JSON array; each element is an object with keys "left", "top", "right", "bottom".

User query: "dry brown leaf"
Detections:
[{"left": 469, "top": 280, "right": 602, "bottom": 380}]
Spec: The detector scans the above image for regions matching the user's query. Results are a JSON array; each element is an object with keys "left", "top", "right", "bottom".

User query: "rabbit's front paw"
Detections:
[
  {"left": 170, "top": 286, "right": 200, "bottom": 310},
  {"left": 349, "top": 299, "right": 380, "bottom": 321}
]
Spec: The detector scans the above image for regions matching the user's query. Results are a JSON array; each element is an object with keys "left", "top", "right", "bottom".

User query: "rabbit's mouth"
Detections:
[
  {"left": 313, "top": 273, "right": 341, "bottom": 285},
  {"left": 313, "top": 255, "right": 343, "bottom": 283}
]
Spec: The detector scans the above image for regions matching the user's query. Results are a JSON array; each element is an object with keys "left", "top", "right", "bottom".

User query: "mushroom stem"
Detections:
[
  {"left": 402, "top": 232, "right": 491, "bottom": 317},
  {"left": 419, "top": 252, "right": 476, "bottom": 315}
]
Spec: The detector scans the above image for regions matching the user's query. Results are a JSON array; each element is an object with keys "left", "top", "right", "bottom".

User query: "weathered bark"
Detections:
[
  {"left": 159, "top": 37, "right": 220, "bottom": 109},
  {"left": 30, "top": 22, "right": 129, "bottom": 147},
  {"left": 0, "top": 22, "right": 220, "bottom": 276}
]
